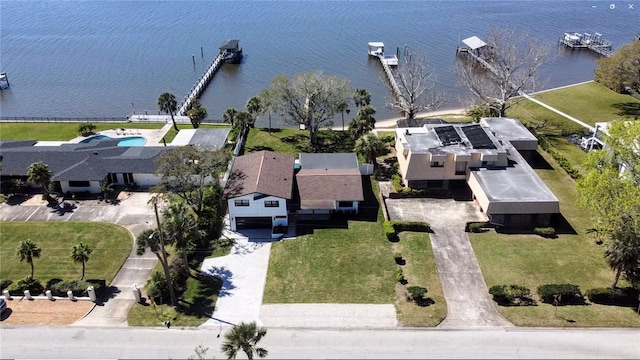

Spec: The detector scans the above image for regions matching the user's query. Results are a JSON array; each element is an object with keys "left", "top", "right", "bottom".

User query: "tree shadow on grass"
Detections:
[
  {"left": 175, "top": 273, "right": 223, "bottom": 318},
  {"left": 415, "top": 297, "right": 436, "bottom": 307},
  {"left": 612, "top": 102, "right": 640, "bottom": 118},
  {"left": 244, "top": 145, "right": 274, "bottom": 153}
]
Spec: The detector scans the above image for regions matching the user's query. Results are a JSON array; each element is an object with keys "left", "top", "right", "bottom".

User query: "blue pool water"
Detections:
[{"left": 80, "top": 135, "right": 146, "bottom": 147}]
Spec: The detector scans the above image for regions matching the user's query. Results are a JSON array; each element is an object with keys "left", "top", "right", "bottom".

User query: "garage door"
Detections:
[{"left": 235, "top": 217, "right": 272, "bottom": 229}]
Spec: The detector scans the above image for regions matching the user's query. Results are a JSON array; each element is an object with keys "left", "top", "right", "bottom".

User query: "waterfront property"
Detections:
[
  {"left": 219, "top": 39, "right": 243, "bottom": 63},
  {"left": 394, "top": 117, "right": 559, "bottom": 228},
  {"left": 295, "top": 153, "right": 364, "bottom": 215},
  {"left": 558, "top": 32, "right": 613, "bottom": 57}
]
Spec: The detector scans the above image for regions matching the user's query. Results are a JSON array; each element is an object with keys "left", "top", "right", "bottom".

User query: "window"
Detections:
[
  {"left": 264, "top": 200, "right": 279, "bottom": 208},
  {"left": 482, "top": 161, "right": 494, "bottom": 167},
  {"left": 68, "top": 181, "right": 90, "bottom": 187},
  {"left": 455, "top": 161, "right": 467, "bottom": 175},
  {"left": 234, "top": 199, "right": 249, "bottom": 207},
  {"left": 431, "top": 161, "right": 443, "bottom": 167},
  {"left": 338, "top": 201, "right": 353, "bottom": 208}
]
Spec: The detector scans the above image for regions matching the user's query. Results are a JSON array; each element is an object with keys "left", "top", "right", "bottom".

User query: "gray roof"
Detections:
[
  {"left": 480, "top": 118, "right": 537, "bottom": 143},
  {"left": 299, "top": 153, "right": 359, "bottom": 170},
  {"left": 219, "top": 39, "right": 240, "bottom": 50},
  {"left": 396, "top": 118, "right": 447, "bottom": 128},
  {"left": 0, "top": 140, "right": 169, "bottom": 181},
  {"left": 189, "top": 128, "right": 230, "bottom": 149},
  {"left": 399, "top": 124, "right": 506, "bottom": 156}
]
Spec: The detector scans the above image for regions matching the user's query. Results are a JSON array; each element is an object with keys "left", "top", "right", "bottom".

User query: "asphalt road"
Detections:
[{"left": 0, "top": 326, "right": 638, "bottom": 359}]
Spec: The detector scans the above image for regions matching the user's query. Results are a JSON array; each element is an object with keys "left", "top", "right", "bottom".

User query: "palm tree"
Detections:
[
  {"left": 353, "top": 88, "right": 371, "bottom": 108},
  {"left": 158, "top": 92, "right": 179, "bottom": 131},
  {"left": 337, "top": 101, "right": 349, "bottom": 131},
  {"left": 221, "top": 322, "right": 268, "bottom": 360},
  {"left": 604, "top": 218, "right": 640, "bottom": 288},
  {"left": 163, "top": 202, "right": 201, "bottom": 272},
  {"left": 71, "top": 242, "right": 93, "bottom": 280},
  {"left": 16, "top": 239, "right": 41, "bottom": 278},
  {"left": 246, "top": 96, "right": 262, "bottom": 126},
  {"left": 354, "top": 133, "right": 386, "bottom": 170},
  {"left": 348, "top": 105, "right": 376, "bottom": 139},
  {"left": 223, "top": 108, "right": 239, "bottom": 128},
  {"left": 187, "top": 98, "right": 208, "bottom": 129},
  {"left": 27, "top": 162, "right": 53, "bottom": 194}
]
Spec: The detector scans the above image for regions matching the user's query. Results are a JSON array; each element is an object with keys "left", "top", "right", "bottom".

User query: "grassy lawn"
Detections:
[
  {"left": 263, "top": 178, "right": 396, "bottom": 303},
  {"left": 470, "top": 149, "right": 640, "bottom": 327},
  {"left": 244, "top": 127, "right": 356, "bottom": 157},
  {"left": 506, "top": 100, "right": 586, "bottom": 135},
  {"left": 533, "top": 82, "right": 640, "bottom": 126},
  {"left": 0, "top": 122, "right": 164, "bottom": 141},
  {"left": 0, "top": 222, "right": 131, "bottom": 284},
  {"left": 394, "top": 232, "right": 447, "bottom": 327}
]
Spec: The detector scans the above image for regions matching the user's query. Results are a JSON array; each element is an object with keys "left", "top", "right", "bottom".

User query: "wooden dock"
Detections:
[
  {"left": 367, "top": 42, "right": 408, "bottom": 111},
  {"left": 177, "top": 53, "right": 224, "bottom": 116},
  {"left": 558, "top": 32, "right": 613, "bottom": 57}
]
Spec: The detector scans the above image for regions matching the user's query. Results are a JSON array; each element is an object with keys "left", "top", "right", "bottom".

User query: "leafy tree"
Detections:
[
  {"left": 163, "top": 201, "right": 202, "bottom": 272},
  {"left": 71, "top": 242, "right": 93, "bottom": 280},
  {"left": 577, "top": 120, "right": 640, "bottom": 288},
  {"left": 27, "top": 162, "right": 53, "bottom": 194},
  {"left": 455, "top": 28, "right": 549, "bottom": 117},
  {"left": 387, "top": 48, "right": 444, "bottom": 119},
  {"left": 466, "top": 102, "right": 501, "bottom": 122},
  {"left": 354, "top": 133, "right": 387, "bottom": 169},
  {"left": 77, "top": 122, "right": 96, "bottom": 136},
  {"left": 158, "top": 92, "right": 179, "bottom": 131},
  {"left": 353, "top": 88, "right": 371, "bottom": 108},
  {"left": 595, "top": 40, "right": 640, "bottom": 93},
  {"left": 153, "top": 146, "right": 230, "bottom": 216},
  {"left": 187, "top": 98, "right": 208, "bottom": 129},
  {"left": 16, "top": 239, "right": 41, "bottom": 278},
  {"left": 348, "top": 105, "right": 376, "bottom": 139},
  {"left": 246, "top": 96, "right": 262, "bottom": 126},
  {"left": 221, "top": 321, "right": 268, "bottom": 360},
  {"left": 261, "top": 71, "right": 354, "bottom": 146},
  {"left": 223, "top": 108, "right": 239, "bottom": 127},
  {"left": 235, "top": 111, "right": 254, "bottom": 132}
]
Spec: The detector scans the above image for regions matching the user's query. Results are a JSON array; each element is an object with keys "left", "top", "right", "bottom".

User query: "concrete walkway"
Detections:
[
  {"left": 0, "top": 192, "right": 159, "bottom": 326},
  {"left": 385, "top": 198, "right": 513, "bottom": 328}
]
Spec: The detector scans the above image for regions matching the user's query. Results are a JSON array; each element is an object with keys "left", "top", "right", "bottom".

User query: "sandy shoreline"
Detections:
[{"left": 373, "top": 108, "right": 467, "bottom": 128}]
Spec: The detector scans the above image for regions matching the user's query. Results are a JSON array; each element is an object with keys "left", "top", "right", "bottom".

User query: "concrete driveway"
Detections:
[
  {"left": 0, "top": 192, "right": 159, "bottom": 326},
  {"left": 385, "top": 197, "right": 512, "bottom": 328}
]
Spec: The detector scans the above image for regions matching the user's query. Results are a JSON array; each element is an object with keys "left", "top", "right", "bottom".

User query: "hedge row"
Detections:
[
  {"left": 1, "top": 277, "right": 105, "bottom": 297},
  {"left": 489, "top": 285, "right": 534, "bottom": 306},
  {"left": 490, "top": 284, "right": 640, "bottom": 307},
  {"left": 383, "top": 221, "right": 431, "bottom": 240},
  {"left": 586, "top": 287, "right": 639, "bottom": 305},
  {"left": 534, "top": 227, "right": 556, "bottom": 238},
  {"left": 537, "top": 284, "right": 584, "bottom": 304},
  {"left": 534, "top": 133, "right": 582, "bottom": 180}
]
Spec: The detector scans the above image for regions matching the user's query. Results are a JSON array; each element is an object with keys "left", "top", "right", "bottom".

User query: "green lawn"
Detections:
[
  {"left": 394, "top": 232, "right": 447, "bottom": 327},
  {"left": 0, "top": 122, "right": 164, "bottom": 141},
  {"left": 263, "top": 178, "right": 396, "bottom": 303},
  {"left": 0, "top": 222, "right": 131, "bottom": 284},
  {"left": 470, "top": 149, "right": 640, "bottom": 327},
  {"left": 244, "top": 127, "right": 357, "bottom": 156},
  {"left": 533, "top": 82, "right": 640, "bottom": 126}
]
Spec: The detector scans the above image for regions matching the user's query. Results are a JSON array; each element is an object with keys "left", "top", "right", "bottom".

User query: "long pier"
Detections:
[
  {"left": 558, "top": 32, "right": 613, "bottom": 57},
  {"left": 177, "top": 53, "right": 224, "bottom": 115},
  {"left": 368, "top": 42, "right": 408, "bottom": 111}
]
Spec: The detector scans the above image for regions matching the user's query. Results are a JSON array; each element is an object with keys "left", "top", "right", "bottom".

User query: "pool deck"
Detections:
[{"left": 68, "top": 123, "right": 173, "bottom": 146}]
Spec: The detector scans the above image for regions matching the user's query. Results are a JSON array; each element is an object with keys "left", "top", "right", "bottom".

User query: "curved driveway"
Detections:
[{"left": 385, "top": 197, "right": 512, "bottom": 328}]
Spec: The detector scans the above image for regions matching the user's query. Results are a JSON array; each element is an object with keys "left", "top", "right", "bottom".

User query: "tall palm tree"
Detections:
[
  {"left": 353, "top": 88, "right": 371, "bottom": 108},
  {"left": 221, "top": 321, "right": 268, "bottom": 360},
  {"left": 71, "top": 242, "right": 93, "bottom": 280},
  {"left": 223, "top": 108, "right": 239, "bottom": 128},
  {"left": 348, "top": 105, "right": 376, "bottom": 139},
  {"left": 246, "top": 96, "right": 262, "bottom": 126},
  {"left": 337, "top": 101, "right": 349, "bottom": 131},
  {"left": 158, "top": 92, "right": 179, "bottom": 131},
  {"left": 163, "top": 202, "right": 201, "bottom": 272},
  {"left": 354, "top": 133, "right": 386, "bottom": 170},
  {"left": 604, "top": 218, "right": 640, "bottom": 288},
  {"left": 27, "top": 162, "right": 53, "bottom": 194},
  {"left": 187, "top": 98, "right": 208, "bottom": 129},
  {"left": 16, "top": 239, "right": 41, "bottom": 278}
]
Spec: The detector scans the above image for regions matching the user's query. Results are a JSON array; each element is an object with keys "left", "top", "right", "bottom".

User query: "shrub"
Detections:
[
  {"left": 146, "top": 271, "right": 170, "bottom": 302},
  {"left": 11, "top": 276, "right": 44, "bottom": 296},
  {"left": 50, "top": 280, "right": 90, "bottom": 297},
  {"left": 383, "top": 221, "right": 397, "bottom": 241},
  {"left": 407, "top": 286, "right": 428, "bottom": 301},
  {"left": 537, "top": 284, "right": 583, "bottom": 304},
  {"left": 170, "top": 256, "right": 190, "bottom": 296},
  {"left": 469, "top": 223, "right": 484, "bottom": 233},
  {"left": 0, "top": 279, "right": 13, "bottom": 291},
  {"left": 392, "top": 221, "right": 431, "bottom": 233},
  {"left": 46, "top": 278, "right": 63, "bottom": 289},
  {"left": 489, "top": 285, "right": 533, "bottom": 306},
  {"left": 532, "top": 132, "right": 582, "bottom": 180},
  {"left": 534, "top": 227, "right": 556, "bottom": 238},
  {"left": 395, "top": 267, "right": 405, "bottom": 283},
  {"left": 77, "top": 122, "right": 97, "bottom": 136},
  {"left": 586, "top": 287, "right": 637, "bottom": 305}
]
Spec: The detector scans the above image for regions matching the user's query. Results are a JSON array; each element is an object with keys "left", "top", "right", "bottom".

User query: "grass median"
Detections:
[
  {"left": 0, "top": 221, "right": 131, "bottom": 284},
  {"left": 470, "top": 150, "right": 640, "bottom": 327}
]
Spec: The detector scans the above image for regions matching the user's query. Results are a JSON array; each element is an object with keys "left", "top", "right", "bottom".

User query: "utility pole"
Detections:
[{"left": 153, "top": 199, "right": 177, "bottom": 306}]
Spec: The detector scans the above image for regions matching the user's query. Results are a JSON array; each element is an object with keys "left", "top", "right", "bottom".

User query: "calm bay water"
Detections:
[{"left": 0, "top": 1, "right": 637, "bottom": 125}]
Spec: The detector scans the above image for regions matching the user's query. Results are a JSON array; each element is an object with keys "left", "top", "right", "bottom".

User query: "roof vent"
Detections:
[
  {"left": 93, "top": 151, "right": 98, "bottom": 155},
  {"left": 405, "top": 129, "right": 410, "bottom": 135}
]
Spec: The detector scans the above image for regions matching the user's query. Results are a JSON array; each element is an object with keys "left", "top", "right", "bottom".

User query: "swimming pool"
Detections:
[{"left": 80, "top": 134, "right": 146, "bottom": 147}]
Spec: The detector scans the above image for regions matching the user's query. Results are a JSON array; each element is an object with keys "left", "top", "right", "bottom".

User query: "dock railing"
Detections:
[{"left": 177, "top": 53, "right": 225, "bottom": 116}]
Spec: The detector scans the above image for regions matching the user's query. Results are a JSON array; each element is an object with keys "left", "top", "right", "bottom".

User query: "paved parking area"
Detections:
[{"left": 385, "top": 197, "right": 512, "bottom": 328}]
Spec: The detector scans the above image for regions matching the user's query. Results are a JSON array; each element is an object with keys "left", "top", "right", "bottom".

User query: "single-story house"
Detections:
[
  {"left": 394, "top": 118, "right": 559, "bottom": 228},
  {"left": 224, "top": 150, "right": 295, "bottom": 231},
  {"left": 295, "top": 153, "right": 364, "bottom": 215}
]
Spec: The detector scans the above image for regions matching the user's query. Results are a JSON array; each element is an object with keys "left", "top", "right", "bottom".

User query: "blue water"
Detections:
[
  {"left": 1, "top": 1, "right": 637, "bottom": 125},
  {"left": 80, "top": 134, "right": 146, "bottom": 146}
]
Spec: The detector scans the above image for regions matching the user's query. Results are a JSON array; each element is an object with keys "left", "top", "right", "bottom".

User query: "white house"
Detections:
[{"left": 225, "top": 150, "right": 295, "bottom": 231}]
